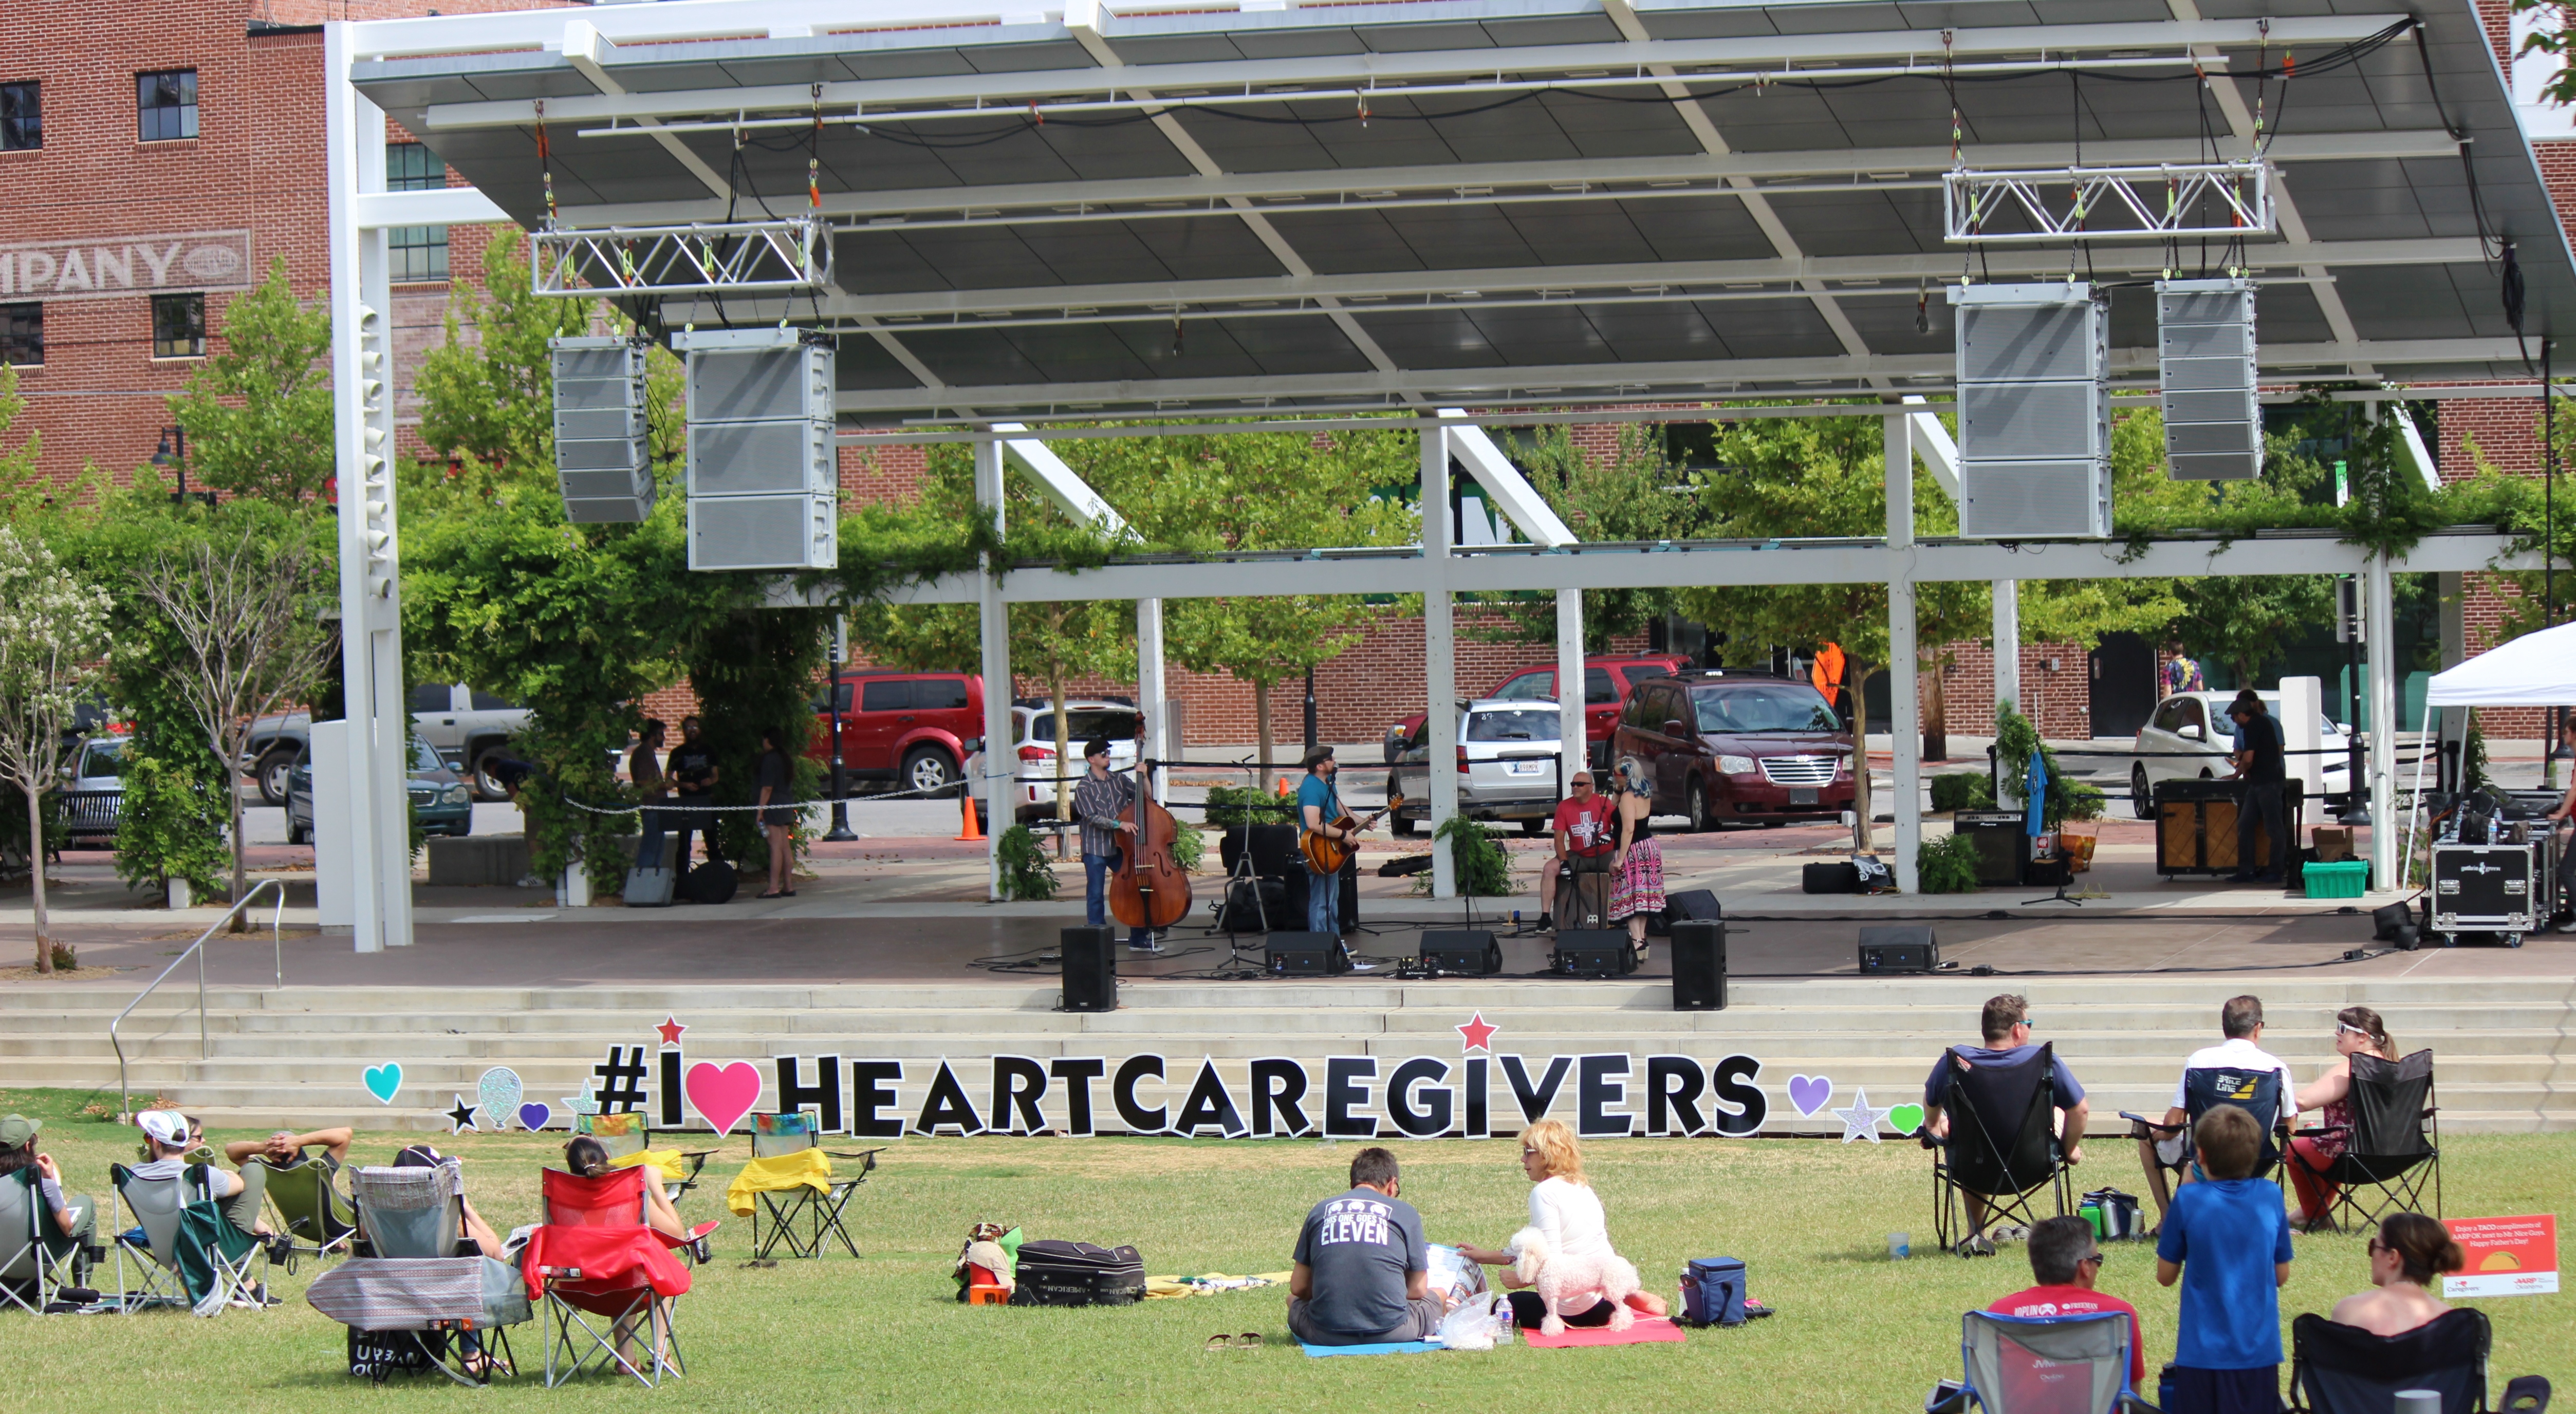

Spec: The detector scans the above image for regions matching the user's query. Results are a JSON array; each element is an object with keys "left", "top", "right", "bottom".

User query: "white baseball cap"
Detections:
[{"left": 137, "top": 1110, "right": 190, "bottom": 1149}]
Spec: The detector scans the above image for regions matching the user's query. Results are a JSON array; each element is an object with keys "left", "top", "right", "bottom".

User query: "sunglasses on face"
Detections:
[{"left": 2079, "top": 1252, "right": 2104, "bottom": 1267}]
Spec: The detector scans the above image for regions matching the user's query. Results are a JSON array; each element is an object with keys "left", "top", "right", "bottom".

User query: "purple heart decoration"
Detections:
[
  {"left": 1787, "top": 1074, "right": 1833, "bottom": 1117},
  {"left": 517, "top": 1102, "right": 554, "bottom": 1132}
]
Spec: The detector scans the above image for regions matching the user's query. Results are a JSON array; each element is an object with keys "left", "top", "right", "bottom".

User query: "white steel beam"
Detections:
[
  {"left": 1422, "top": 425, "right": 1458, "bottom": 901},
  {"left": 1556, "top": 589, "right": 1586, "bottom": 793},
  {"left": 993, "top": 424, "right": 1132, "bottom": 538},
  {"left": 2365, "top": 554, "right": 2399, "bottom": 885},
  {"left": 1886, "top": 413, "right": 1920, "bottom": 890},
  {"left": 1992, "top": 579, "right": 2022, "bottom": 719},
  {"left": 351, "top": 188, "right": 507, "bottom": 229},
  {"left": 559, "top": 21, "right": 733, "bottom": 202},
  {"left": 1440, "top": 412, "right": 1576, "bottom": 548},
  {"left": 2393, "top": 406, "right": 2442, "bottom": 492},
  {"left": 1904, "top": 395, "right": 1959, "bottom": 499},
  {"left": 975, "top": 439, "right": 1012, "bottom": 900}
]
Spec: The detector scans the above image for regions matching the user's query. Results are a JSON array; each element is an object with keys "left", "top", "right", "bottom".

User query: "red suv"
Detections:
[
  {"left": 1610, "top": 671, "right": 1855, "bottom": 831},
  {"left": 1383, "top": 655, "right": 1687, "bottom": 768},
  {"left": 810, "top": 671, "right": 984, "bottom": 797}
]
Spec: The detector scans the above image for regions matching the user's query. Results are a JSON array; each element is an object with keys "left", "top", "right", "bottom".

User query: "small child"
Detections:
[{"left": 2156, "top": 1105, "right": 2294, "bottom": 1413}]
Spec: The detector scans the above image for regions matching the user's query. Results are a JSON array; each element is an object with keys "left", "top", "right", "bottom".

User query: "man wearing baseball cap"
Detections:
[{"left": 0, "top": 1112, "right": 96, "bottom": 1254}]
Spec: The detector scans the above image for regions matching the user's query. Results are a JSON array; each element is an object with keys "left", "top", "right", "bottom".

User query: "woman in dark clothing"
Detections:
[
  {"left": 755, "top": 728, "right": 796, "bottom": 898},
  {"left": 1606, "top": 754, "right": 1663, "bottom": 964}
]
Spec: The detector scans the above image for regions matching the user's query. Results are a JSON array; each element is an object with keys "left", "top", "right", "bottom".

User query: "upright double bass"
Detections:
[{"left": 1108, "top": 769, "right": 1192, "bottom": 932}]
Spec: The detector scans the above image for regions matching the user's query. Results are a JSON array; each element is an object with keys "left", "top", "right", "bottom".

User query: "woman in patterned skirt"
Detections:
[{"left": 1606, "top": 754, "right": 1664, "bottom": 963}]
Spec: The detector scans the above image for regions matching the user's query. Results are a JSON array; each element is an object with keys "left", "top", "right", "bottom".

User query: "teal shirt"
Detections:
[{"left": 1296, "top": 773, "right": 1340, "bottom": 834}]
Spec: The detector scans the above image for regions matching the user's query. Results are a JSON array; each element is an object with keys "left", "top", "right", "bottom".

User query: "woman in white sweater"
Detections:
[{"left": 1455, "top": 1119, "right": 1666, "bottom": 1328}]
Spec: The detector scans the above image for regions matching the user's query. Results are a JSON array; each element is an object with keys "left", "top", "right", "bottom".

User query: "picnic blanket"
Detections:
[
  {"left": 1522, "top": 1315, "right": 1687, "bottom": 1349},
  {"left": 1301, "top": 1339, "right": 1444, "bottom": 1357},
  {"left": 1146, "top": 1270, "right": 1293, "bottom": 1299}
]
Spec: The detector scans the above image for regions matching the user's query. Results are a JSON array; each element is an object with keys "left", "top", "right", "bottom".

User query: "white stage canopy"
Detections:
[{"left": 2425, "top": 620, "right": 2576, "bottom": 707}]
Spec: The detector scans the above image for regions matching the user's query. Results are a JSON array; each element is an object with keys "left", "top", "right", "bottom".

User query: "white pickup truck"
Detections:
[{"left": 243, "top": 683, "right": 531, "bottom": 804}]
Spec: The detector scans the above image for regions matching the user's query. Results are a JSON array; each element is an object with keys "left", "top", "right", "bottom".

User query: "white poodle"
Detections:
[{"left": 1506, "top": 1224, "right": 1641, "bottom": 1335}]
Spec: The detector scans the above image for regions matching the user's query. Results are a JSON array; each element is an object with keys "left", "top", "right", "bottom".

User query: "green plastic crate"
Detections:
[{"left": 2303, "top": 860, "right": 2369, "bottom": 898}]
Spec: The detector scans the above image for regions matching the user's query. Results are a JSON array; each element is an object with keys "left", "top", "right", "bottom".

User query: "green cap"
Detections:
[{"left": 0, "top": 1114, "right": 38, "bottom": 1148}]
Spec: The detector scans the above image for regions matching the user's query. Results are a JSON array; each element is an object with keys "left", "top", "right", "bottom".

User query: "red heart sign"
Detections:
[{"left": 683, "top": 1060, "right": 762, "bottom": 1137}]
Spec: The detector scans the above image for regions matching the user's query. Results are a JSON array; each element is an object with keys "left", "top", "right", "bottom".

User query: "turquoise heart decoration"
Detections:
[{"left": 362, "top": 1063, "right": 403, "bottom": 1106}]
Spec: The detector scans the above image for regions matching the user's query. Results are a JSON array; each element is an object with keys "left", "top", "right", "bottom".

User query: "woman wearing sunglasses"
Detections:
[
  {"left": 2328, "top": 1214, "right": 2462, "bottom": 1336},
  {"left": 1453, "top": 1120, "right": 1666, "bottom": 1330},
  {"left": 2287, "top": 1007, "right": 2397, "bottom": 1230}
]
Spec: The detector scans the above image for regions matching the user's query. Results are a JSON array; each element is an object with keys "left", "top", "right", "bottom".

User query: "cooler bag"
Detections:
[
  {"left": 1010, "top": 1240, "right": 1146, "bottom": 1307},
  {"left": 1678, "top": 1256, "right": 1746, "bottom": 1327},
  {"left": 2081, "top": 1188, "right": 2144, "bottom": 1241}
]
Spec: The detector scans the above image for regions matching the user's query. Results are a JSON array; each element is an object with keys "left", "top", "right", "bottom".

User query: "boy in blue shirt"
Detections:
[{"left": 2156, "top": 1104, "right": 2294, "bottom": 1413}]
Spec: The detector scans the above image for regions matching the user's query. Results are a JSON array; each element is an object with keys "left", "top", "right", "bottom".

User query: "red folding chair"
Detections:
[{"left": 522, "top": 1168, "right": 693, "bottom": 1388}]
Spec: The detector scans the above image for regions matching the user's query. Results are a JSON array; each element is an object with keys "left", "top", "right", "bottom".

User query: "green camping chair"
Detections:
[
  {"left": 574, "top": 1112, "right": 714, "bottom": 1208},
  {"left": 111, "top": 1163, "right": 269, "bottom": 1316},
  {"left": 250, "top": 1155, "right": 356, "bottom": 1273},
  {"left": 338, "top": 1162, "right": 522, "bottom": 1384},
  {"left": 1, "top": 1167, "right": 97, "bottom": 1314}
]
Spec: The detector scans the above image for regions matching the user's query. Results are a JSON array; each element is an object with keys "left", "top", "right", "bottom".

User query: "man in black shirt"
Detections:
[
  {"left": 2226, "top": 692, "right": 2288, "bottom": 885},
  {"left": 666, "top": 716, "right": 719, "bottom": 870}
]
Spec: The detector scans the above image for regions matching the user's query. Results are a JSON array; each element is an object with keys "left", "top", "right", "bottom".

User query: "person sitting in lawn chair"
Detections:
[
  {"left": 2130, "top": 995, "right": 2297, "bottom": 1226},
  {"left": 225, "top": 1126, "right": 353, "bottom": 1173},
  {"left": 1922, "top": 994, "right": 2091, "bottom": 1255},
  {"left": 1987, "top": 1216, "right": 2147, "bottom": 1393}
]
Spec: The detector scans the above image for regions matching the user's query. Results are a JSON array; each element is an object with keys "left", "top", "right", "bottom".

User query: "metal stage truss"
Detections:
[
  {"left": 323, "top": 0, "right": 2571, "bottom": 937},
  {"left": 1942, "top": 161, "right": 2274, "bottom": 244},
  {"left": 529, "top": 216, "right": 832, "bottom": 297}
]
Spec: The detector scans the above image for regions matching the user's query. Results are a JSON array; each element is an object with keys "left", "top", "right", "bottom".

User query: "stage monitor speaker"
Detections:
[
  {"left": 1858, "top": 924, "right": 1939, "bottom": 975},
  {"left": 1061, "top": 925, "right": 1117, "bottom": 1013},
  {"left": 1420, "top": 929, "right": 1502, "bottom": 976},
  {"left": 549, "top": 336, "right": 653, "bottom": 523},
  {"left": 675, "top": 327, "right": 839, "bottom": 571},
  {"left": 1671, "top": 919, "right": 1727, "bottom": 1011},
  {"left": 1951, "top": 283, "right": 2111, "bottom": 539},
  {"left": 1553, "top": 929, "right": 1636, "bottom": 977},
  {"left": 2157, "top": 278, "right": 2262, "bottom": 482},
  {"left": 1265, "top": 931, "right": 1348, "bottom": 976},
  {"left": 1218, "top": 822, "right": 1301, "bottom": 879}
]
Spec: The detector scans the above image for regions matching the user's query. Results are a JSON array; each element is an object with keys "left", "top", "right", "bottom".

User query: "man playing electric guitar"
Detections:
[{"left": 1296, "top": 747, "right": 1388, "bottom": 937}]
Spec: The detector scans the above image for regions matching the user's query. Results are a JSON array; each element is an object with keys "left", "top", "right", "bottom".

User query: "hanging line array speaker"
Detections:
[
  {"left": 2158, "top": 277, "right": 2263, "bottom": 482},
  {"left": 1951, "top": 282, "right": 2112, "bottom": 539},
  {"left": 674, "top": 326, "right": 839, "bottom": 571},
  {"left": 548, "top": 336, "right": 654, "bottom": 523}
]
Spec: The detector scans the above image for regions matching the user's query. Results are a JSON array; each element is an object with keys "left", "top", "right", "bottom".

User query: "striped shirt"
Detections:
[{"left": 1071, "top": 769, "right": 1135, "bottom": 859}]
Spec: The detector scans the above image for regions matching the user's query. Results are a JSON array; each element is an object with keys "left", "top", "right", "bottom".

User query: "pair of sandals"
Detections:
[{"left": 1204, "top": 1331, "right": 1265, "bottom": 1351}]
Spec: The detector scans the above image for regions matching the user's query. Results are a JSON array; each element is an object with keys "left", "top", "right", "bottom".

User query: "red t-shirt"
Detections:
[
  {"left": 1553, "top": 794, "right": 1616, "bottom": 855},
  {"left": 1986, "top": 1285, "right": 2146, "bottom": 1386}
]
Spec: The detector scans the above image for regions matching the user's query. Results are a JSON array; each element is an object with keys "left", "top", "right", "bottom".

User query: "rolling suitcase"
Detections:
[{"left": 1009, "top": 1240, "right": 1146, "bottom": 1307}]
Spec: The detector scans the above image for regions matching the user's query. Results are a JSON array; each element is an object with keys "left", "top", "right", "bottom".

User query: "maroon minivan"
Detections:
[
  {"left": 809, "top": 671, "right": 984, "bottom": 797},
  {"left": 1609, "top": 671, "right": 1856, "bottom": 830}
]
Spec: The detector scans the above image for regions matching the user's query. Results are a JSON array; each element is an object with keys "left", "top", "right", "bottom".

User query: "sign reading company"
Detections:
[{"left": 0, "top": 230, "right": 254, "bottom": 300}]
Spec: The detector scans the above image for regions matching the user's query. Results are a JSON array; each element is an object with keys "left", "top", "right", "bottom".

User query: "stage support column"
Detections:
[
  {"left": 1556, "top": 589, "right": 1585, "bottom": 790},
  {"left": 1992, "top": 580, "right": 2021, "bottom": 721},
  {"left": 325, "top": 23, "right": 411, "bottom": 952},
  {"left": 2364, "top": 552, "right": 2399, "bottom": 889},
  {"left": 1886, "top": 413, "right": 1921, "bottom": 894},
  {"left": 2435, "top": 571, "right": 2467, "bottom": 783},
  {"left": 1138, "top": 597, "right": 1167, "bottom": 803},
  {"left": 1423, "top": 424, "right": 1458, "bottom": 900},
  {"left": 976, "top": 438, "right": 1012, "bottom": 901}
]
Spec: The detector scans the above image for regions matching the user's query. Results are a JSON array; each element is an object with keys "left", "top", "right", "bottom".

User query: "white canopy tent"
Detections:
[{"left": 2404, "top": 621, "right": 2576, "bottom": 871}]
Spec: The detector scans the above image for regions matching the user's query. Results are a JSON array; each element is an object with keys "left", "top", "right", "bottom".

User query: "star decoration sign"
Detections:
[
  {"left": 655, "top": 1016, "right": 688, "bottom": 1047},
  {"left": 1457, "top": 1013, "right": 1498, "bottom": 1052},
  {"left": 1833, "top": 1087, "right": 1894, "bottom": 1144},
  {"left": 444, "top": 1095, "right": 480, "bottom": 1134}
]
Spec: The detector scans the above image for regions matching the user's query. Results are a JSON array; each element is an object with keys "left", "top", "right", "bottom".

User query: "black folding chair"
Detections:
[
  {"left": 1929, "top": 1043, "right": 2072, "bottom": 1255},
  {"left": 2291, "top": 1308, "right": 2489, "bottom": 1413},
  {"left": 2287, "top": 1050, "right": 2440, "bottom": 1232},
  {"left": 2122, "top": 1066, "right": 2291, "bottom": 1188}
]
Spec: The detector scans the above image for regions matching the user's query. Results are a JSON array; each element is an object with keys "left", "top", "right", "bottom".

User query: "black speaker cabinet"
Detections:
[
  {"left": 1857, "top": 924, "right": 1938, "bottom": 975},
  {"left": 1420, "top": 929, "right": 1502, "bottom": 975},
  {"left": 1671, "top": 919, "right": 1727, "bottom": 1011},
  {"left": 1953, "top": 810, "right": 2030, "bottom": 887},
  {"left": 1220, "top": 823, "right": 1302, "bottom": 879},
  {"left": 1061, "top": 925, "right": 1117, "bottom": 1012},
  {"left": 1553, "top": 929, "right": 1636, "bottom": 977},
  {"left": 1265, "top": 931, "right": 1348, "bottom": 976}
]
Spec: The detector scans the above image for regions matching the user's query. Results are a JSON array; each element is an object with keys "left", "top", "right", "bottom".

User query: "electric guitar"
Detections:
[{"left": 1299, "top": 796, "right": 1398, "bottom": 876}]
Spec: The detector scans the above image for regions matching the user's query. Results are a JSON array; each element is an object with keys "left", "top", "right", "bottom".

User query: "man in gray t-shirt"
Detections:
[{"left": 1287, "top": 1146, "right": 1442, "bottom": 1345}]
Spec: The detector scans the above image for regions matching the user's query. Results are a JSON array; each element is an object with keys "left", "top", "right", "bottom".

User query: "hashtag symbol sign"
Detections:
[{"left": 591, "top": 1045, "right": 652, "bottom": 1114}]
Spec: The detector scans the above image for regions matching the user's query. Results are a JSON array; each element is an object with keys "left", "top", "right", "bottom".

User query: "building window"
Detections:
[
  {"left": 0, "top": 304, "right": 39, "bottom": 366},
  {"left": 0, "top": 82, "right": 37, "bottom": 151},
  {"left": 385, "top": 141, "right": 451, "bottom": 281},
  {"left": 152, "top": 293, "right": 205, "bottom": 359},
  {"left": 138, "top": 69, "right": 197, "bottom": 142}
]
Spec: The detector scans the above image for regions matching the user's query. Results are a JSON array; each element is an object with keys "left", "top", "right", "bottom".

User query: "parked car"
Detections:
[
  {"left": 1385, "top": 655, "right": 1685, "bottom": 767},
  {"left": 244, "top": 683, "right": 530, "bottom": 806},
  {"left": 1610, "top": 670, "right": 1856, "bottom": 831},
  {"left": 58, "top": 732, "right": 128, "bottom": 849},
  {"left": 808, "top": 670, "right": 983, "bottom": 798},
  {"left": 2128, "top": 691, "right": 2352, "bottom": 820},
  {"left": 286, "top": 738, "right": 473, "bottom": 844},
  {"left": 1387, "top": 700, "right": 1566, "bottom": 835},
  {"left": 996, "top": 701, "right": 1142, "bottom": 823}
]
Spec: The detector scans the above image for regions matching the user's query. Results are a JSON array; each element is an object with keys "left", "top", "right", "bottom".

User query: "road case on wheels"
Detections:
[{"left": 2428, "top": 841, "right": 2548, "bottom": 948}]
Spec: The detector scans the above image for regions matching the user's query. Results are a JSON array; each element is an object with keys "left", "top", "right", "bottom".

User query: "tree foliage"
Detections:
[
  {"left": 0, "top": 528, "right": 110, "bottom": 967},
  {"left": 168, "top": 258, "right": 335, "bottom": 503},
  {"left": 1471, "top": 423, "right": 1698, "bottom": 649}
]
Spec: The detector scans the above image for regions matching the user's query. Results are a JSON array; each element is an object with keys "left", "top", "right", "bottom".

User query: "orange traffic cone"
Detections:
[
  {"left": 1275, "top": 775, "right": 1293, "bottom": 798},
  {"left": 955, "top": 789, "right": 984, "bottom": 842}
]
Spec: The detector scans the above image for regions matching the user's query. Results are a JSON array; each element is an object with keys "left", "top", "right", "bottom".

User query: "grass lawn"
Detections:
[{"left": 3, "top": 1086, "right": 2568, "bottom": 1411}]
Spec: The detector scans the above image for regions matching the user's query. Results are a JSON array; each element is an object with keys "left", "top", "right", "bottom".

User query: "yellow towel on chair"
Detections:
[
  {"left": 726, "top": 1149, "right": 833, "bottom": 1216},
  {"left": 609, "top": 1148, "right": 689, "bottom": 1183}
]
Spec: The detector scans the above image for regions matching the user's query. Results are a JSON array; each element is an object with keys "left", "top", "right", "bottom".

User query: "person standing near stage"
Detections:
[
  {"left": 1606, "top": 755, "right": 1663, "bottom": 964},
  {"left": 1298, "top": 747, "right": 1351, "bottom": 939},
  {"left": 1072, "top": 738, "right": 1159, "bottom": 955},
  {"left": 754, "top": 728, "right": 796, "bottom": 899},
  {"left": 2225, "top": 692, "right": 2287, "bottom": 885},
  {"left": 666, "top": 716, "right": 719, "bottom": 872},
  {"left": 628, "top": 719, "right": 670, "bottom": 873}
]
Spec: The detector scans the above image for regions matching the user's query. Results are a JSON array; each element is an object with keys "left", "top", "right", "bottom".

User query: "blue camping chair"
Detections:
[{"left": 2122, "top": 1065, "right": 2291, "bottom": 1186}]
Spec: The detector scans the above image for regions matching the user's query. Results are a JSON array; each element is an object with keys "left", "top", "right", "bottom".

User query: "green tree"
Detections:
[
  {"left": 0, "top": 365, "right": 44, "bottom": 517},
  {"left": 415, "top": 231, "right": 593, "bottom": 477},
  {"left": 1471, "top": 423, "right": 1697, "bottom": 649},
  {"left": 0, "top": 527, "right": 110, "bottom": 968},
  {"left": 166, "top": 257, "right": 335, "bottom": 503}
]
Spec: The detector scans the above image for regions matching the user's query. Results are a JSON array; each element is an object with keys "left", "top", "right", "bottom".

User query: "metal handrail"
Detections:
[{"left": 109, "top": 879, "right": 288, "bottom": 1121}]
